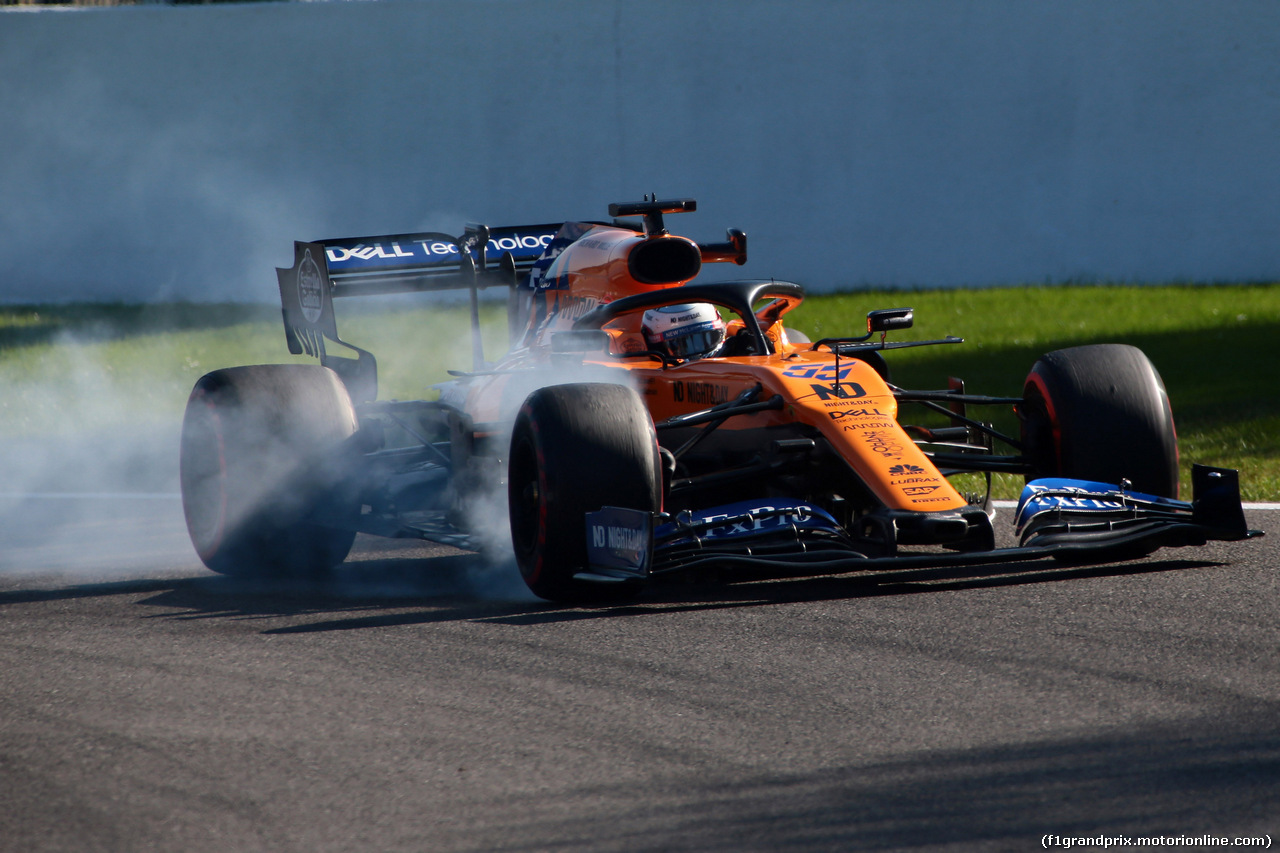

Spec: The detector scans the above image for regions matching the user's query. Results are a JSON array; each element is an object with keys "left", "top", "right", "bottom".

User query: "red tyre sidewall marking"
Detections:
[{"left": 1025, "top": 372, "right": 1063, "bottom": 474}]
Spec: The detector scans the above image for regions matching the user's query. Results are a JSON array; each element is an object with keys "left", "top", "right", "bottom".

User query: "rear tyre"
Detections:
[
  {"left": 1020, "top": 344, "right": 1179, "bottom": 498},
  {"left": 180, "top": 364, "right": 360, "bottom": 579},
  {"left": 507, "top": 383, "right": 662, "bottom": 603}
]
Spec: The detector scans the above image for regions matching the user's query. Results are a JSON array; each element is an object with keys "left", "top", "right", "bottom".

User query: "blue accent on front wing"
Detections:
[
  {"left": 656, "top": 498, "right": 842, "bottom": 544},
  {"left": 1015, "top": 478, "right": 1192, "bottom": 533}
]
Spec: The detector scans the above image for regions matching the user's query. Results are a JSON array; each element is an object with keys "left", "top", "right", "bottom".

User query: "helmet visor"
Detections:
[{"left": 665, "top": 325, "right": 726, "bottom": 359}]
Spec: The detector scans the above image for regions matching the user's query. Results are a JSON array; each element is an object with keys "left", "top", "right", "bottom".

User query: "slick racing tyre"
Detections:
[
  {"left": 180, "top": 364, "right": 360, "bottom": 579},
  {"left": 508, "top": 382, "right": 662, "bottom": 603},
  {"left": 1021, "top": 344, "right": 1179, "bottom": 498}
]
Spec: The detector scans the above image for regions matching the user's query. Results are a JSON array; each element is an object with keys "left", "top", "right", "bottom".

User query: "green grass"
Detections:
[
  {"left": 0, "top": 300, "right": 508, "bottom": 439},
  {"left": 3, "top": 283, "right": 1277, "bottom": 500}
]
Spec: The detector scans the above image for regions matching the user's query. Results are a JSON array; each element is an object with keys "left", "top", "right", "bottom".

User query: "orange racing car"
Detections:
[{"left": 178, "top": 197, "right": 1260, "bottom": 601}]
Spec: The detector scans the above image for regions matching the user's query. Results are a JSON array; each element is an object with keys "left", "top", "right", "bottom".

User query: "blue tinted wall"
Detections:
[{"left": 2, "top": 0, "right": 1277, "bottom": 301}]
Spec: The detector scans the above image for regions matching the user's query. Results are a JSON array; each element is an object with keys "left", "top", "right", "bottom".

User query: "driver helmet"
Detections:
[{"left": 641, "top": 303, "right": 726, "bottom": 360}]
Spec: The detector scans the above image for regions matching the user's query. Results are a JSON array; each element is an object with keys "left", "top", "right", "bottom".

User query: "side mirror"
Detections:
[{"left": 867, "top": 308, "right": 914, "bottom": 334}]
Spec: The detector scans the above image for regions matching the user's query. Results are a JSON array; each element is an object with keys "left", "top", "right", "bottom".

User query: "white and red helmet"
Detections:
[{"left": 640, "top": 303, "right": 726, "bottom": 360}]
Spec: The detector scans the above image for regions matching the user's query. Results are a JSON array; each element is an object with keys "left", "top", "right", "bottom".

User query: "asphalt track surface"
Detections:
[{"left": 1, "top": 497, "right": 1277, "bottom": 852}]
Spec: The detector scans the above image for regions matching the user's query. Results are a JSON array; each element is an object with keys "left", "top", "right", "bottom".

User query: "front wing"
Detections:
[{"left": 576, "top": 465, "right": 1261, "bottom": 586}]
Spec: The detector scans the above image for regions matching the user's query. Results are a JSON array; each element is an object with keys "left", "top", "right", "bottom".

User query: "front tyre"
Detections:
[
  {"left": 508, "top": 383, "right": 662, "bottom": 603},
  {"left": 180, "top": 364, "right": 360, "bottom": 579},
  {"left": 1020, "top": 344, "right": 1179, "bottom": 498}
]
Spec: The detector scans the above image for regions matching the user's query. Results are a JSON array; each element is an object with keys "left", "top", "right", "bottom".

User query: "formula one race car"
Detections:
[{"left": 179, "top": 197, "right": 1260, "bottom": 601}]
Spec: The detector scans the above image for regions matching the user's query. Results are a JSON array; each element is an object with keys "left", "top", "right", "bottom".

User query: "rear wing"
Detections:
[
  {"left": 274, "top": 198, "right": 750, "bottom": 403},
  {"left": 316, "top": 224, "right": 563, "bottom": 297},
  {"left": 276, "top": 223, "right": 563, "bottom": 402}
]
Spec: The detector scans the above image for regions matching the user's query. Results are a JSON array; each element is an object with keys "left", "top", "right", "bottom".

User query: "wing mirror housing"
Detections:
[{"left": 867, "top": 308, "right": 914, "bottom": 334}]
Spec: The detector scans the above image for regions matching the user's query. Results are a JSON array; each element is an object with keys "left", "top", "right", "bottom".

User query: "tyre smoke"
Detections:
[
  {"left": 0, "top": 299, "right": 644, "bottom": 603},
  {"left": 0, "top": 326, "right": 194, "bottom": 581}
]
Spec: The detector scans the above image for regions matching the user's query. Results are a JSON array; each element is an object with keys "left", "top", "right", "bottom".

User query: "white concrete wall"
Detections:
[{"left": 2, "top": 0, "right": 1278, "bottom": 302}]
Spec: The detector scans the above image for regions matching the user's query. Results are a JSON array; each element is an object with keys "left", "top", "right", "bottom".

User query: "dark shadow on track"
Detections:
[
  {"left": 0, "top": 536, "right": 1232, "bottom": 635},
  {"left": 14, "top": 551, "right": 1213, "bottom": 635},
  {"left": 459, "top": 712, "right": 1280, "bottom": 850},
  {"left": 476, "top": 557, "right": 1225, "bottom": 627}
]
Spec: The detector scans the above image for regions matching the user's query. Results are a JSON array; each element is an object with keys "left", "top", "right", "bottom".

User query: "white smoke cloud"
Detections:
[
  {"left": 0, "top": 293, "right": 638, "bottom": 606},
  {"left": 0, "top": 327, "right": 192, "bottom": 580}
]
